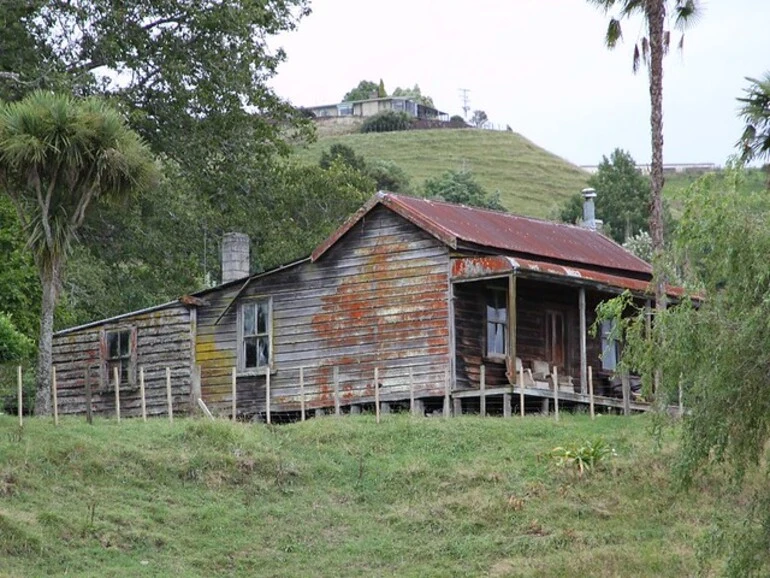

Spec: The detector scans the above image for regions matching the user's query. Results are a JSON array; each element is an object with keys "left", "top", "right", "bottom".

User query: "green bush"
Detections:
[
  {"left": 449, "top": 115, "right": 467, "bottom": 127},
  {"left": 360, "top": 111, "right": 412, "bottom": 133},
  {"left": 550, "top": 439, "right": 616, "bottom": 477}
]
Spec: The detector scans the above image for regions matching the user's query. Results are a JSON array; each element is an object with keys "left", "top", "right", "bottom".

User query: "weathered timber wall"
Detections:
[
  {"left": 51, "top": 304, "right": 194, "bottom": 417},
  {"left": 454, "top": 277, "right": 609, "bottom": 390},
  {"left": 197, "top": 205, "right": 451, "bottom": 415}
]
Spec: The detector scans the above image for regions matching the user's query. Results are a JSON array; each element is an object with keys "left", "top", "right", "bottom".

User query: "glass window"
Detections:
[
  {"left": 105, "top": 329, "right": 133, "bottom": 386},
  {"left": 601, "top": 320, "right": 619, "bottom": 371},
  {"left": 241, "top": 298, "right": 271, "bottom": 371},
  {"left": 486, "top": 289, "right": 507, "bottom": 357}
]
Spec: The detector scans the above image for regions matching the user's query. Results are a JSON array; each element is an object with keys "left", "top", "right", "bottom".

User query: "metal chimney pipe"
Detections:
[
  {"left": 221, "top": 232, "right": 250, "bottom": 283},
  {"left": 581, "top": 188, "right": 597, "bottom": 231}
]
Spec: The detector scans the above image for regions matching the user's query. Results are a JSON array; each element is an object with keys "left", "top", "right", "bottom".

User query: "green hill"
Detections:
[
  {"left": 295, "top": 128, "right": 589, "bottom": 218},
  {"left": 0, "top": 414, "right": 737, "bottom": 576}
]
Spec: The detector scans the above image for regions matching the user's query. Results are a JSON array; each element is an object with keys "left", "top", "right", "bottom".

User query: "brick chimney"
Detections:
[{"left": 221, "top": 232, "right": 250, "bottom": 283}]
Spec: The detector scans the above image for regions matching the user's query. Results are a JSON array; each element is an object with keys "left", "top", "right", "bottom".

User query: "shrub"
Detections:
[
  {"left": 549, "top": 439, "right": 616, "bottom": 477},
  {"left": 449, "top": 115, "right": 467, "bottom": 127},
  {"left": 360, "top": 111, "right": 411, "bottom": 133}
]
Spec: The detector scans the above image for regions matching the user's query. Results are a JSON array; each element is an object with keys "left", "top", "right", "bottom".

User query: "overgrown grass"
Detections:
[
  {"left": 294, "top": 129, "right": 589, "bottom": 218},
  {"left": 0, "top": 413, "right": 733, "bottom": 576}
]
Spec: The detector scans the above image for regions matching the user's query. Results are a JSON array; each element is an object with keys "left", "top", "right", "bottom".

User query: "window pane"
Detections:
[
  {"left": 257, "top": 301, "right": 269, "bottom": 335},
  {"left": 120, "top": 362, "right": 129, "bottom": 385},
  {"left": 258, "top": 337, "right": 269, "bottom": 367},
  {"left": 244, "top": 336, "right": 257, "bottom": 368},
  {"left": 243, "top": 304, "right": 255, "bottom": 336},
  {"left": 119, "top": 331, "right": 130, "bottom": 357},
  {"left": 108, "top": 332, "right": 119, "bottom": 359}
]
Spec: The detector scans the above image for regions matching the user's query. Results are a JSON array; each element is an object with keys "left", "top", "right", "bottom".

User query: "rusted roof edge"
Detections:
[
  {"left": 53, "top": 300, "right": 182, "bottom": 337},
  {"left": 311, "top": 191, "right": 458, "bottom": 262}
]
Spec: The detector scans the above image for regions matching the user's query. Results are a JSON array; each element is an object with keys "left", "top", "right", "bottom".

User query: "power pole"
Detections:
[{"left": 459, "top": 88, "right": 470, "bottom": 120}]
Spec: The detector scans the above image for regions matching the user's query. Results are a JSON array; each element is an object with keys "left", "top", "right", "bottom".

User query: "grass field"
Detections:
[
  {"left": 0, "top": 413, "right": 736, "bottom": 577},
  {"left": 294, "top": 129, "right": 590, "bottom": 218}
]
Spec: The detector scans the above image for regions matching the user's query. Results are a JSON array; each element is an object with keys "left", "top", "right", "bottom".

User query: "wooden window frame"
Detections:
[
  {"left": 236, "top": 296, "right": 273, "bottom": 376},
  {"left": 485, "top": 286, "right": 508, "bottom": 360},
  {"left": 101, "top": 326, "right": 137, "bottom": 390}
]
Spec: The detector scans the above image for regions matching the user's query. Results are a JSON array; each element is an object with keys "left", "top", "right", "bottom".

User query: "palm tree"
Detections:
[
  {"left": 588, "top": 0, "right": 700, "bottom": 309},
  {"left": 0, "top": 91, "right": 156, "bottom": 414},
  {"left": 737, "top": 72, "right": 770, "bottom": 165}
]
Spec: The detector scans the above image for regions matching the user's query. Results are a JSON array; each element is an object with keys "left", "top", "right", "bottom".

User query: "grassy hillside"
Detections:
[
  {"left": 294, "top": 129, "right": 589, "bottom": 218},
  {"left": 0, "top": 413, "right": 736, "bottom": 577}
]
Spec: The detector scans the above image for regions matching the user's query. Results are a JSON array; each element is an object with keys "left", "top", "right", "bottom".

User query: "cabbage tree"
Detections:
[{"left": 0, "top": 91, "right": 156, "bottom": 414}]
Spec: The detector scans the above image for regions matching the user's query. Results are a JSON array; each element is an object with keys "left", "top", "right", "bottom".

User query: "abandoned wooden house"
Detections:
[{"left": 52, "top": 190, "right": 677, "bottom": 419}]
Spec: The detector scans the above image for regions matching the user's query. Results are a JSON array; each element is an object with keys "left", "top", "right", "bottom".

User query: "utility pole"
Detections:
[{"left": 459, "top": 88, "right": 471, "bottom": 120}]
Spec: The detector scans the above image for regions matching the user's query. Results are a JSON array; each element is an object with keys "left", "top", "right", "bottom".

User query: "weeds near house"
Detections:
[{"left": 550, "top": 438, "right": 617, "bottom": 477}]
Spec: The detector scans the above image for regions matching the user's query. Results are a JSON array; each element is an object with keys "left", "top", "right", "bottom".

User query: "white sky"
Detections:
[{"left": 270, "top": 0, "right": 770, "bottom": 166}]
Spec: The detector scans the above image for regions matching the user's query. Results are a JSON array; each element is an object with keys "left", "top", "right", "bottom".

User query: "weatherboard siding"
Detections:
[
  {"left": 196, "top": 205, "right": 451, "bottom": 416},
  {"left": 51, "top": 304, "right": 194, "bottom": 417}
]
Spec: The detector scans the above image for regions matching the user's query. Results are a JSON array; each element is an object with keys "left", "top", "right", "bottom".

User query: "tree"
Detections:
[
  {"left": 392, "top": 84, "right": 435, "bottom": 108},
  {"left": 588, "top": 0, "right": 701, "bottom": 312},
  {"left": 597, "top": 167, "right": 770, "bottom": 575},
  {"left": 319, "top": 144, "right": 366, "bottom": 173},
  {"left": 470, "top": 110, "right": 489, "bottom": 128},
  {"left": 558, "top": 149, "right": 651, "bottom": 243},
  {"left": 378, "top": 79, "right": 387, "bottom": 98},
  {"left": 343, "top": 80, "right": 379, "bottom": 102},
  {"left": 737, "top": 72, "right": 770, "bottom": 165},
  {"left": 424, "top": 170, "right": 506, "bottom": 211},
  {"left": 0, "top": 91, "right": 156, "bottom": 415}
]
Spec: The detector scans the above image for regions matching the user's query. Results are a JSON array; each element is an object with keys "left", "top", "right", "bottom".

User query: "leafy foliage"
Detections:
[
  {"left": 360, "top": 111, "right": 412, "bottom": 133},
  {"left": 737, "top": 72, "right": 770, "bottom": 164},
  {"left": 557, "top": 149, "right": 652, "bottom": 243},
  {"left": 470, "top": 110, "right": 488, "bottom": 128},
  {"left": 391, "top": 84, "right": 435, "bottom": 108},
  {"left": 0, "top": 312, "right": 33, "bottom": 363},
  {"left": 319, "top": 144, "right": 366, "bottom": 172},
  {"left": 594, "top": 166, "right": 770, "bottom": 575},
  {"left": 449, "top": 115, "right": 467, "bottom": 127},
  {"left": 343, "top": 80, "right": 379, "bottom": 102},
  {"left": 424, "top": 170, "right": 506, "bottom": 211},
  {"left": 550, "top": 439, "right": 616, "bottom": 477},
  {"left": 318, "top": 145, "right": 410, "bottom": 193}
]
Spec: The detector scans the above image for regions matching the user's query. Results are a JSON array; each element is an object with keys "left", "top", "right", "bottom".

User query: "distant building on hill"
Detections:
[{"left": 306, "top": 96, "right": 449, "bottom": 122}]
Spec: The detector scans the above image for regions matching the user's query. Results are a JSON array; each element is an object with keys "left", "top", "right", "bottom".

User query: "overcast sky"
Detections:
[{"left": 270, "top": 0, "right": 770, "bottom": 167}]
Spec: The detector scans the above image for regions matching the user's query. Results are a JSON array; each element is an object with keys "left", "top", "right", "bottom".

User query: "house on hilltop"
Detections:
[
  {"left": 51, "top": 191, "right": 679, "bottom": 419},
  {"left": 307, "top": 96, "right": 449, "bottom": 122}
]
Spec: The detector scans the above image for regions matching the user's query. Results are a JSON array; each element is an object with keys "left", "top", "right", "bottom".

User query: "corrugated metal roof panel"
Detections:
[{"left": 383, "top": 193, "right": 652, "bottom": 275}]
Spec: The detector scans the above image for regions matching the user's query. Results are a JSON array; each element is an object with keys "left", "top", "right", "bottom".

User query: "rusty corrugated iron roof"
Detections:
[
  {"left": 451, "top": 256, "right": 685, "bottom": 298},
  {"left": 312, "top": 192, "right": 652, "bottom": 276}
]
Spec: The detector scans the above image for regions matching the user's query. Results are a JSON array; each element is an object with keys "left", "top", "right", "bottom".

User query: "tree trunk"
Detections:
[
  {"left": 647, "top": 1, "right": 667, "bottom": 394},
  {"left": 34, "top": 259, "right": 59, "bottom": 416}
]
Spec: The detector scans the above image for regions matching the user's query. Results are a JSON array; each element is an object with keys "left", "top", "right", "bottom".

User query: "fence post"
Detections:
[
  {"left": 299, "top": 366, "right": 306, "bottom": 422},
  {"left": 17, "top": 365, "right": 22, "bottom": 428},
  {"left": 265, "top": 369, "right": 271, "bottom": 425},
  {"left": 588, "top": 366, "right": 595, "bottom": 420},
  {"left": 518, "top": 365, "right": 525, "bottom": 417},
  {"left": 444, "top": 368, "right": 451, "bottom": 418},
  {"left": 552, "top": 366, "right": 559, "bottom": 422},
  {"left": 231, "top": 367, "right": 237, "bottom": 421},
  {"left": 374, "top": 367, "right": 380, "bottom": 424},
  {"left": 114, "top": 367, "right": 121, "bottom": 423},
  {"left": 52, "top": 366, "right": 59, "bottom": 426},
  {"left": 85, "top": 367, "right": 93, "bottom": 425},
  {"left": 409, "top": 366, "right": 415, "bottom": 416},
  {"left": 480, "top": 364, "right": 486, "bottom": 417},
  {"left": 139, "top": 367, "right": 146, "bottom": 422},
  {"left": 333, "top": 366, "right": 340, "bottom": 417},
  {"left": 166, "top": 367, "right": 173, "bottom": 423}
]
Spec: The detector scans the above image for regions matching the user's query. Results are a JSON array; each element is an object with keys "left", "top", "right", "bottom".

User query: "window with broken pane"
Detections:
[
  {"left": 106, "top": 329, "right": 132, "bottom": 386},
  {"left": 241, "top": 299, "right": 271, "bottom": 370}
]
